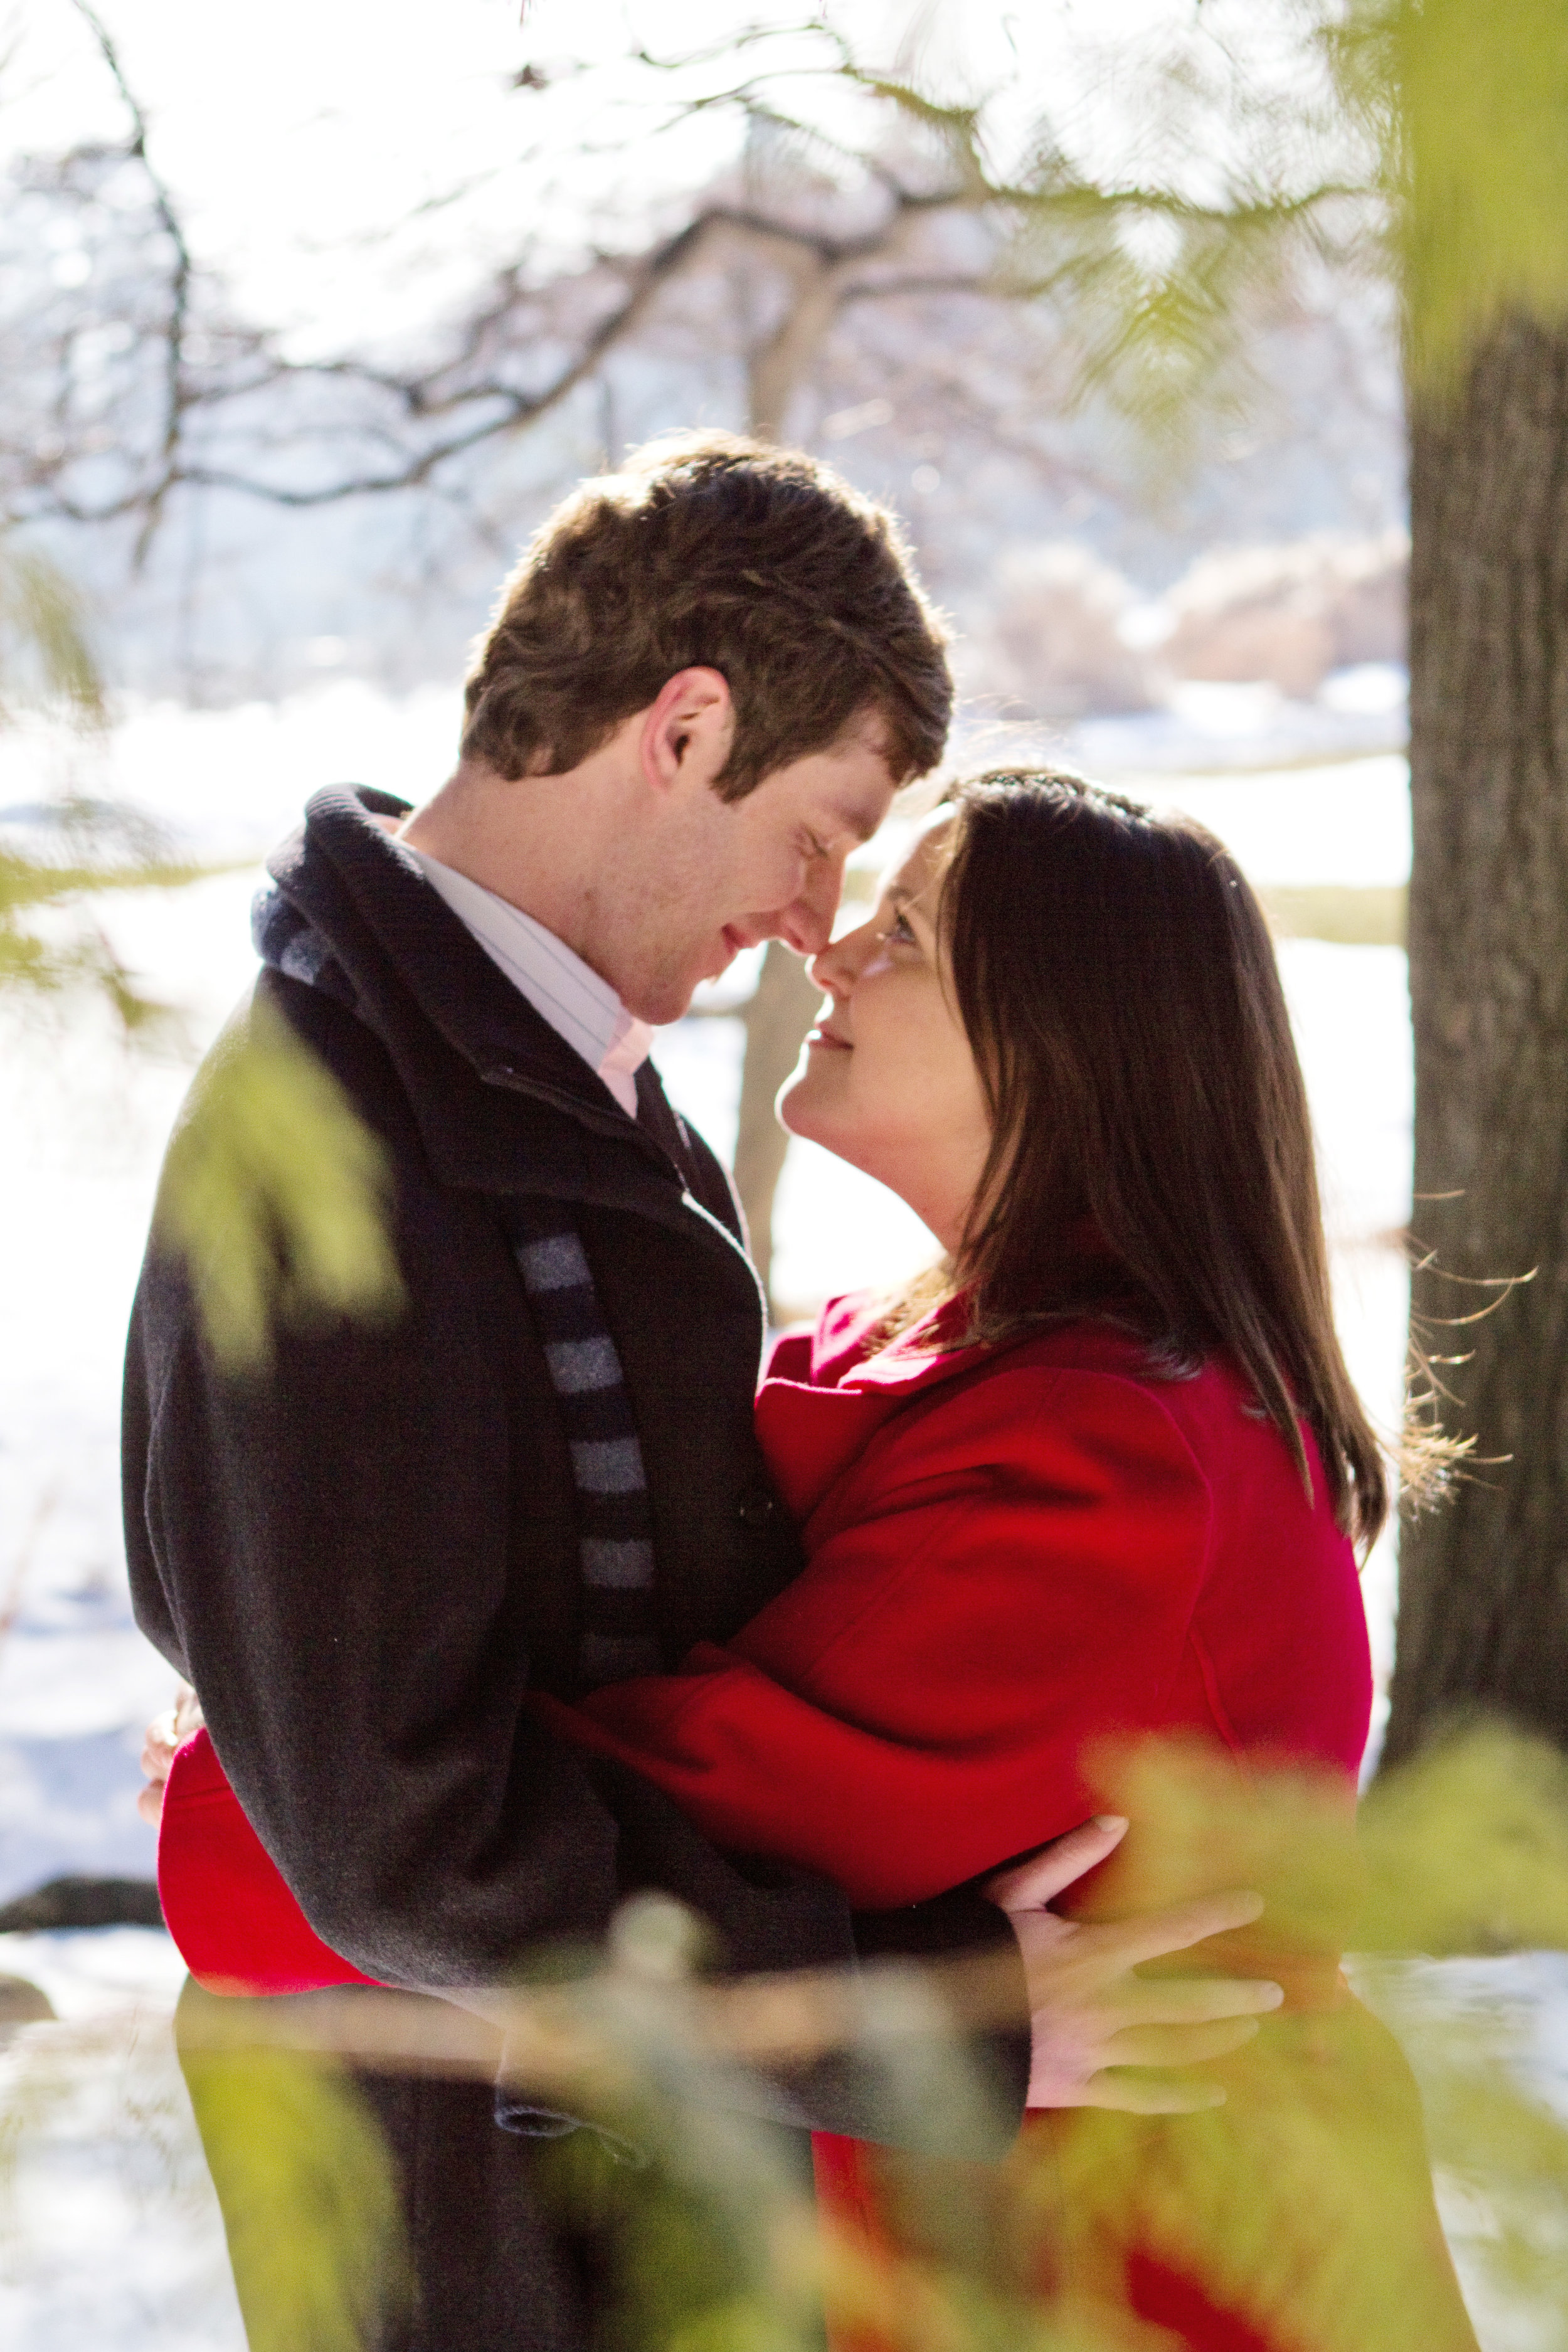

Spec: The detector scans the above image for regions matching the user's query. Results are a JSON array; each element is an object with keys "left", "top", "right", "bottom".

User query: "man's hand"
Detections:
[
  {"left": 988, "top": 1816, "right": 1283, "bottom": 2114},
  {"left": 137, "top": 1682, "right": 204, "bottom": 1827}
]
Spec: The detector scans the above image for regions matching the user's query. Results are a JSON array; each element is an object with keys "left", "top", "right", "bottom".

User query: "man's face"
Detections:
[{"left": 595, "top": 716, "right": 901, "bottom": 1025}]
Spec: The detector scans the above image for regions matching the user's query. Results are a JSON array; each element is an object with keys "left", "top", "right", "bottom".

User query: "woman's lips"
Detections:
[{"left": 806, "top": 1026, "right": 851, "bottom": 1052}]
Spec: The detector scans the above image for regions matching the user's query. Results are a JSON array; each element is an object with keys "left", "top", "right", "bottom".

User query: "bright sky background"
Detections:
[{"left": 0, "top": 1, "right": 1323, "bottom": 351}]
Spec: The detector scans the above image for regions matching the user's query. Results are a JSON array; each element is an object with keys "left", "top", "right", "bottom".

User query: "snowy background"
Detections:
[
  {"left": 0, "top": 666, "right": 1417, "bottom": 1914},
  {"left": 2, "top": 673, "right": 1561, "bottom": 2349}
]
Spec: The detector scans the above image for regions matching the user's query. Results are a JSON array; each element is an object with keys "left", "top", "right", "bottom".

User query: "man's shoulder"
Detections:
[
  {"left": 257, "top": 966, "right": 420, "bottom": 1143},
  {"left": 163, "top": 971, "right": 426, "bottom": 1189}
]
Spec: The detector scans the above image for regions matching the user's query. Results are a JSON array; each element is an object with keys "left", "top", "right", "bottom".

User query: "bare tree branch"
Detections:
[
  {"left": 8, "top": 11, "right": 1379, "bottom": 534},
  {"left": 68, "top": 0, "right": 194, "bottom": 560}
]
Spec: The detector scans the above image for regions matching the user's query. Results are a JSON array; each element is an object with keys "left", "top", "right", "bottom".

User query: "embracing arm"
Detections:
[
  {"left": 536, "top": 1364, "right": 1217, "bottom": 1911},
  {"left": 534, "top": 1362, "right": 1286, "bottom": 2107}
]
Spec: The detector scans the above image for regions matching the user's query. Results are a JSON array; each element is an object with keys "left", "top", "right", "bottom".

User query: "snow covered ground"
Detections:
[{"left": 0, "top": 673, "right": 1555, "bottom": 2346}]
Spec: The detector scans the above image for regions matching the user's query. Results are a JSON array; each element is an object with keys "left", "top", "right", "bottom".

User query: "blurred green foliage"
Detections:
[
  {"left": 177, "top": 2036, "right": 408, "bottom": 2352},
  {"left": 839, "top": 0, "right": 1568, "bottom": 455},
  {"left": 1, "top": 820, "right": 205, "bottom": 1030},
  {"left": 0, "top": 539, "right": 102, "bottom": 730},
  {"left": 153, "top": 997, "right": 405, "bottom": 1369},
  {"left": 1359, "top": 1721, "right": 1568, "bottom": 1954},
  {"left": 3, "top": 1725, "right": 1534, "bottom": 2352},
  {"left": 1335, "top": 0, "right": 1568, "bottom": 383},
  {"left": 0, "top": 532, "right": 402, "bottom": 1364}
]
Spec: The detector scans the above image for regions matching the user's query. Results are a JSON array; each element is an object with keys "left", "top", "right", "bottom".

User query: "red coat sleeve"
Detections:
[{"left": 536, "top": 1367, "right": 1215, "bottom": 1909}]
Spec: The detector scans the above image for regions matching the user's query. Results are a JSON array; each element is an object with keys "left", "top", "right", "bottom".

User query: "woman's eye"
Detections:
[{"left": 886, "top": 910, "right": 918, "bottom": 946}]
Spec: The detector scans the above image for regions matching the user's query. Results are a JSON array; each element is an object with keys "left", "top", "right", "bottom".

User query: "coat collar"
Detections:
[
  {"left": 757, "top": 1292, "right": 1136, "bottom": 1529},
  {"left": 756, "top": 1291, "right": 996, "bottom": 1524},
  {"left": 268, "top": 787, "right": 637, "bottom": 1132},
  {"left": 803, "top": 1288, "right": 977, "bottom": 1392},
  {"left": 265, "top": 787, "right": 744, "bottom": 1269}
]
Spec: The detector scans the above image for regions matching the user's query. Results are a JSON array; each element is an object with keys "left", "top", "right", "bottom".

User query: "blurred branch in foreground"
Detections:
[
  {"left": 7, "top": 1725, "right": 1564, "bottom": 2349},
  {"left": 3, "top": 795, "right": 403, "bottom": 1369},
  {"left": 151, "top": 997, "right": 405, "bottom": 1370},
  {"left": 0, "top": 532, "right": 401, "bottom": 1367}
]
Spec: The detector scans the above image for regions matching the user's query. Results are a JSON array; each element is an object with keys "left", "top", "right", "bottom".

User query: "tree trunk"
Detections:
[
  {"left": 731, "top": 941, "right": 824, "bottom": 1308},
  {"left": 1382, "top": 313, "right": 1568, "bottom": 1766}
]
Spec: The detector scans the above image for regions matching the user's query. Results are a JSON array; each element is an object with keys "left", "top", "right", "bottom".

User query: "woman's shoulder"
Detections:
[
  {"left": 856, "top": 1317, "right": 1222, "bottom": 1495},
  {"left": 985, "top": 1324, "right": 1303, "bottom": 1473},
  {"left": 769, "top": 1296, "right": 1273, "bottom": 1484},
  {"left": 979, "top": 1330, "right": 1348, "bottom": 1551}
]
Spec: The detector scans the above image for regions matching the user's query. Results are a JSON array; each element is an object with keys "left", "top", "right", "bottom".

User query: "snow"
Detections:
[
  {"left": 0, "top": 675, "right": 1547, "bottom": 2348},
  {"left": 0, "top": 1936, "right": 244, "bottom": 2352}
]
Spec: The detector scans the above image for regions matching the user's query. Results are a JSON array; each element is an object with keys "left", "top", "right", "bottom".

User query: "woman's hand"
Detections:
[
  {"left": 137, "top": 1682, "right": 205, "bottom": 1826},
  {"left": 987, "top": 1815, "right": 1284, "bottom": 2114}
]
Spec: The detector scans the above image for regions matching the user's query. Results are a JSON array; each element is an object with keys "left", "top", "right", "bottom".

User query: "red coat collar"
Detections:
[{"left": 757, "top": 1290, "right": 993, "bottom": 1525}]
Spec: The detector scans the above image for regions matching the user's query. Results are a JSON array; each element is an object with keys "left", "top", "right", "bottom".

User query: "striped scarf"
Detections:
[{"left": 506, "top": 1214, "right": 660, "bottom": 1692}]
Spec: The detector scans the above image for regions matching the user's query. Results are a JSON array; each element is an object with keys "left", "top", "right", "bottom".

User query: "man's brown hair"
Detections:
[{"left": 461, "top": 432, "right": 951, "bottom": 798}]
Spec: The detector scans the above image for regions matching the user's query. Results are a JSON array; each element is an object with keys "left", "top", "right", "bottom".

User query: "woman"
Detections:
[{"left": 525, "top": 771, "right": 1473, "bottom": 2351}]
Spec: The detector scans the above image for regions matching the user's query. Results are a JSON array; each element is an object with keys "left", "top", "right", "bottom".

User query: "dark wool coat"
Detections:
[{"left": 124, "top": 788, "right": 1024, "bottom": 2352}]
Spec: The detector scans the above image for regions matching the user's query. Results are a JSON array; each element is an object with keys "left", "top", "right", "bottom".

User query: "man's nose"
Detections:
[
  {"left": 773, "top": 855, "right": 845, "bottom": 957},
  {"left": 809, "top": 914, "right": 876, "bottom": 1002}
]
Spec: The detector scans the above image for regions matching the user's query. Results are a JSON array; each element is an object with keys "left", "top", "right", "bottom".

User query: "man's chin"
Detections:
[
  {"left": 640, "top": 948, "right": 743, "bottom": 1025},
  {"left": 632, "top": 973, "right": 706, "bottom": 1027}
]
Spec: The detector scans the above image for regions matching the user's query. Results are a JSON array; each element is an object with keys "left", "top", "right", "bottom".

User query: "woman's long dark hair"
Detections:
[{"left": 920, "top": 769, "right": 1412, "bottom": 1552}]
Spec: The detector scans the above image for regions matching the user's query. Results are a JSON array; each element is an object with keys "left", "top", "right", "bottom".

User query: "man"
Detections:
[{"left": 127, "top": 435, "right": 1276, "bottom": 2349}]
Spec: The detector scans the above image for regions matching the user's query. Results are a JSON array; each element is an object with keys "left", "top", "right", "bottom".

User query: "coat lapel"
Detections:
[{"left": 755, "top": 1309, "right": 991, "bottom": 1525}]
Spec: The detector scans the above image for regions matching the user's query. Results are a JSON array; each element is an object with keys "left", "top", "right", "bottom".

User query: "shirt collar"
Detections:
[{"left": 402, "top": 846, "right": 655, "bottom": 1117}]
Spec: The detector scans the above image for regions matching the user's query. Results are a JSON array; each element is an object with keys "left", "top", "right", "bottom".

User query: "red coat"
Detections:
[
  {"left": 538, "top": 1294, "right": 1379, "bottom": 2352},
  {"left": 541, "top": 1293, "right": 1372, "bottom": 1900}
]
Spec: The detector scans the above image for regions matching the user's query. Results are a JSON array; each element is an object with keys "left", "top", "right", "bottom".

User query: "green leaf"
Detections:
[
  {"left": 1337, "top": 0, "right": 1568, "bottom": 381},
  {"left": 154, "top": 997, "right": 405, "bottom": 1369},
  {"left": 0, "top": 538, "right": 103, "bottom": 729},
  {"left": 177, "top": 2030, "right": 410, "bottom": 2352}
]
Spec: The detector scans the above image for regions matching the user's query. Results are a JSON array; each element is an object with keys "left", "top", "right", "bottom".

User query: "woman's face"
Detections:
[{"left": 778, "top": 815, "right": 993, "bottom": 1250}]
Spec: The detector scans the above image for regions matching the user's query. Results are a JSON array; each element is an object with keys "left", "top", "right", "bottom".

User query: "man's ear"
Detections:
[{"left": 638, "top": 667, "right": 734, "bottom": 796}]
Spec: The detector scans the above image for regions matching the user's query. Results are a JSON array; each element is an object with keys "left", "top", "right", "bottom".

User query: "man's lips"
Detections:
[
  {"left": 701, "top": 926, "right": 749, "bottom": 982},
  {"left": 716, "top": 923, "right": 768, "bottom": 968}
]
